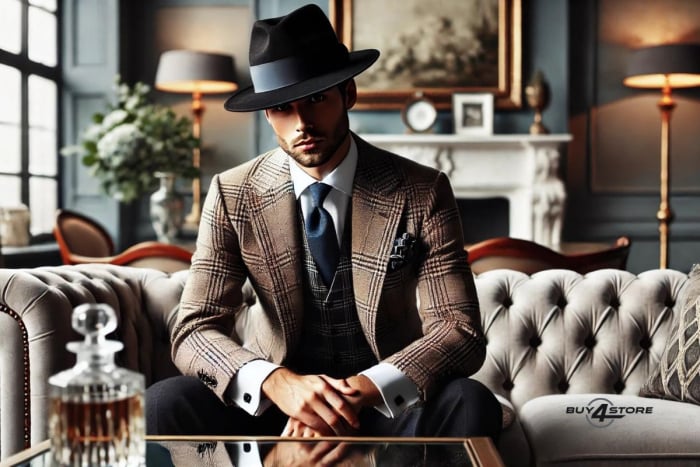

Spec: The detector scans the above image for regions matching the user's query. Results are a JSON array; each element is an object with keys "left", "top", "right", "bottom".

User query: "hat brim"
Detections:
[{"left": 224, "top": 49, "right": 379, "bottom": 112}]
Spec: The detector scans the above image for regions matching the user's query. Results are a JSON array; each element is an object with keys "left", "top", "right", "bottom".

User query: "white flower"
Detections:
[
  {"left": 97, "top": 123, "right": 143, "bottom": 160},
  {"left": 83, "top": 123, "right": 103, "bottom": 142},
  {"left": 101, "top": 109, "right": 129, "bottom": 130},
  {"left": 61, "top": 77, "right": 197, "bottom": 203},
  {"left": 125, "top": 96, "right": 141, "bottom": 112}
]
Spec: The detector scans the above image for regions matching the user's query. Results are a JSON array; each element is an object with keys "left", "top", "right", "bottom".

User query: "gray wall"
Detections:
[{"left": 61, "top": 0, "right": 700, "bottom": 274}]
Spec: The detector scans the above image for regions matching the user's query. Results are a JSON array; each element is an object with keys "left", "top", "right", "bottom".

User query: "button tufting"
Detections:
[
  {"left": 639, "top": 335, "right": 652, "bottom": 350},
  {"left": 613, "top": 381, "right": 625, "bottom": 393},
  {"left": 529, "top": 335, "right": 542, "bottom": 348},
  {"left": 557, "top": 296, "right": 567, "bottom": 309},
  {"left": 665, "top": 299, "right": 675, "bottom": 308},
  {"left": 610, "top": 297, "right": 620, "bottom": 308},
  {"left": 558, "top": 380, "right": 569, "bottom": 393},
  {"left": 503, "top": 296, "right": 513, "bottom": 308},
  {"left": 584, "top": 335, "right": 596, "bottom": 348},
  {"left": 503, "top": 379, "right": 514, "bottom": 391}
]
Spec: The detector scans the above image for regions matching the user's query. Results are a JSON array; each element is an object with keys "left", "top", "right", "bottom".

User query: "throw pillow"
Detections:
[{"left": 640, "top": 264, "right": 700, "bottom": 404}]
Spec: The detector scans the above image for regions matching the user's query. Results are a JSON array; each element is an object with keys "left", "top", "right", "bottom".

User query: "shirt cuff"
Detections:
[
  {"left": 359, "top": 362, "right": 420, "bottom": 418},
  {"left": 227, "top": 360, "right": 281, "bottom": 416},
  {"left": 229, "top": 441, "right": 263, "bottom": 467}
]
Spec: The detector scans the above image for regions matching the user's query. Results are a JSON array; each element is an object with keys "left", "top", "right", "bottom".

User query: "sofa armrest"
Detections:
[{"left": 0, "top": 264, "right": 187, "bottom": 460}]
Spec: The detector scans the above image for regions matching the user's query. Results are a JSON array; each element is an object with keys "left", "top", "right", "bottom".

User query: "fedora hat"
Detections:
[{"left": 224, "top": 4, "right": 379, "bottom": 112}]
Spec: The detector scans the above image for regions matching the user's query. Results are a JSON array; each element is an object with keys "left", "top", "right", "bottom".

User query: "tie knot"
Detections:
[{"left": 308, "top": 182, "right": 332, "bottom": 207}]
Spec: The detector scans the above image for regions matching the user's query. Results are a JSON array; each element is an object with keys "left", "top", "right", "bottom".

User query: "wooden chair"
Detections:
[
  {"left": 53, "top": 209, "right": 193, "bottom": 273},
  {"left": 466, "top": 236, "right": 631, "bottom": 275}
]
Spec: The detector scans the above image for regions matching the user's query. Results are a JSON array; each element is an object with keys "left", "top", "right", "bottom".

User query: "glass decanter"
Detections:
[{"left": 48, "top": 303, "right": 145, "bottom": 466}]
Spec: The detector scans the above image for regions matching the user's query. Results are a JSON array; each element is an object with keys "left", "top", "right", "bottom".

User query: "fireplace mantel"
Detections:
[{"left": 360, "top": 133, "right": 573, "bottom": 247}]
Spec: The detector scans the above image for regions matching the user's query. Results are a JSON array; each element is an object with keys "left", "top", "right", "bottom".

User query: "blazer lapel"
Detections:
[
  {"left": 245, "top": 150, "right": 304, "bottom": 354},
  {"left": 351, "top": 136, "right": 406, "bottom": 355}
]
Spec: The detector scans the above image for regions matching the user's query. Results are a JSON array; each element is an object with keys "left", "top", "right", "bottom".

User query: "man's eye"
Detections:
[
  {"left": 273, "top": 103, "right": 291, "bottom": 112},
  {"left": 309, "top": 94, "right": 325, "bottom": 103}
]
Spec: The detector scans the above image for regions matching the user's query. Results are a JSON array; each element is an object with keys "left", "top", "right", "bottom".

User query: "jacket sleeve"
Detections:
[{"left": 171, "top": 174, "right": 261, "bottom": 403}]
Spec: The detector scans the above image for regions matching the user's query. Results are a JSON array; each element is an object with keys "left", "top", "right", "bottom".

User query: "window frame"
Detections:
[{"left": 0, "top": 0, "right": 62, "bottom": 241}]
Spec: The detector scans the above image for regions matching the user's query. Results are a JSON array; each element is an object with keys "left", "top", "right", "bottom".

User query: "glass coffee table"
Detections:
[{"left": 2, "top": 436, "right": 503, "bottom": 466}]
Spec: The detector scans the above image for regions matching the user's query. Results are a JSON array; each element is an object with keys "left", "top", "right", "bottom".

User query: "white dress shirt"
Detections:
[{"left": 228, "top": 138, "right": 419, "bottom": 420}]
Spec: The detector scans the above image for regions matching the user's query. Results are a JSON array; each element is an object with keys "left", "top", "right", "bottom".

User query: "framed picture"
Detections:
[
  {"left": 452, "top": 93, "right": 494, "bottom": 136},
  {"left": 329, "top": 0, "right": 521, "bottom": 110}
]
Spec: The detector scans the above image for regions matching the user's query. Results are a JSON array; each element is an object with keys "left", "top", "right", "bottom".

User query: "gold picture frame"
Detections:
[{"left": 330, "top": 0, "right": 522, "bottom": 110}]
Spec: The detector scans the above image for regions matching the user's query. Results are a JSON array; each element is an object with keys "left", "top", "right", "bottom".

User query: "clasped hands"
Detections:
[
  {"left": 262, "top": 367, "right": 381, "bottom": 437},
  {"left": 261, "top": 368, "right": 379, "bottom": 466}
]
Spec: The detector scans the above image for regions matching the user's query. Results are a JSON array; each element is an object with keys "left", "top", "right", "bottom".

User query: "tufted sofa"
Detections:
[{"left": 1, "top": 264, "right": 699, "bottom": 465}]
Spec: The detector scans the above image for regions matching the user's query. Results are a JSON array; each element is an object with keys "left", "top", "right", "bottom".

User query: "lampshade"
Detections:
[
  {"left": 155, "top": 50, "right": 238, "bottom": 94},
  {"left": 623, "top": 43, "right": 700, "bottom": 88}
]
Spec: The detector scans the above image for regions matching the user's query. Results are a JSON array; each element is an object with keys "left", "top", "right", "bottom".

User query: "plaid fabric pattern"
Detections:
[
  {"left": 173, "top": 134, "right": 485, "bottom": 404},
  {"left": 288, "top": 211, "right": 378, "bottom": 378}
]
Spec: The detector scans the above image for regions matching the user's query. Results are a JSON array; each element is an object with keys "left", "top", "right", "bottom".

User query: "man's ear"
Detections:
[
  {"left": 345, "top": 79, "right": 357, "bottom": 109},
  {"left": 263, "top": 108, "right": 271, "bottom": 124}
]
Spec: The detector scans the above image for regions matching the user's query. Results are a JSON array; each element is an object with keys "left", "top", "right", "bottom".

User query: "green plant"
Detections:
[{"left": 62, "top": 77, "right": 198, "bottom": 203}]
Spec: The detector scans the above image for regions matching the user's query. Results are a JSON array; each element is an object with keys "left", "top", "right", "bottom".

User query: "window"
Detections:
[{"left": 0, "top": 0, "right": 59, "bottom": 238}]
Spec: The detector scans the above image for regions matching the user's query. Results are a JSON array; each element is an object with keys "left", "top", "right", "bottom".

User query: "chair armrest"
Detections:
[
  {"left": 116, "top": 241, "right": 192, "bottom": 264},
  {"left": 110, "top": 242, "right": 192, "bottom": 272},
  {"left": 61, "top": 242, "right": 192, "bottom": 272}
]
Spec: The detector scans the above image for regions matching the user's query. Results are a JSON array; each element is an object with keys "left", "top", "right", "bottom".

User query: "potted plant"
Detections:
[{"left": 62, "top": 77, "right": 198, "bottom": 242}]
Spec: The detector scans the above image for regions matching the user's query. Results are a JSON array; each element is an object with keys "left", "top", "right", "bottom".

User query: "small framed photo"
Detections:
[{"left": 452, "top": 93, "right": 494, "bottom": 136}]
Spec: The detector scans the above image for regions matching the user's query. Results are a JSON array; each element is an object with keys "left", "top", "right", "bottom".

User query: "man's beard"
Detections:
[{"left": 279, "top": 116, "right": 350, "bottom": 168}]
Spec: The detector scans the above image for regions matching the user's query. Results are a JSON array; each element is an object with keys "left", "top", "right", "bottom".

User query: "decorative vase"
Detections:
[{"left": 149, "top": 172, "right": 184, "bottom": 243}]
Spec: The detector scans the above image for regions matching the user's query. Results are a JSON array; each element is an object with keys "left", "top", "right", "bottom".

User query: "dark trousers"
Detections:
[{"left": 146, "top": 375, "right": 502, "bottom": 441}]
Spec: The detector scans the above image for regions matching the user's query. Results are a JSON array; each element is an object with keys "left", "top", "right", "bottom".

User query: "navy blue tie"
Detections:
[{"left": 305, "top": 183, "right": 339, "bottom": 286}]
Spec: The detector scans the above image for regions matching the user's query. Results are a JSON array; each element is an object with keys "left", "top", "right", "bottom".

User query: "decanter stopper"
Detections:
[{"left": 66, "top": 303, "right": 123, "bottom": 361}]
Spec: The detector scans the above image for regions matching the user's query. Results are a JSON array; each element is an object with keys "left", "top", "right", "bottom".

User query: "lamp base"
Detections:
[
  {"left": 181, "top": 218, "right": 200, "bottom": 236},
  {"left": 183, "top": 212, "right": 200, "bottom": 231}
]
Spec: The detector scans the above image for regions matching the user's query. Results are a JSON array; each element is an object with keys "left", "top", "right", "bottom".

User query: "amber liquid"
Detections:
[{"left": 49, "top": 394, "right": 144, "bottom": 466}]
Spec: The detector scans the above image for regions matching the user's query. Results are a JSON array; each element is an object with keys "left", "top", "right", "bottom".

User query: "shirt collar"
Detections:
[{"left": 289, "top": 136, "right": 357, "bottom": 199}]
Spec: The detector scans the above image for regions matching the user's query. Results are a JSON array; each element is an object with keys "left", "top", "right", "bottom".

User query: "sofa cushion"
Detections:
[
  {"left": 519, "top": 394, "right": 700, "bottom": 465},
  {"left": 640, "top": 264, "right": 700, "bottom": 405}
]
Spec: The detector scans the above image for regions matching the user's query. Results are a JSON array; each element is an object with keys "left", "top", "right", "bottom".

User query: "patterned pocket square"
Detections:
[{"left": 388, "top": 232, "right": 416, "bottom": 272}]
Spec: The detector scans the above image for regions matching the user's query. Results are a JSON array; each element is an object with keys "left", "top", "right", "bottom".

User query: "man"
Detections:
[{"left": 147, "top": 3, "right": 501, "bottom": 443}]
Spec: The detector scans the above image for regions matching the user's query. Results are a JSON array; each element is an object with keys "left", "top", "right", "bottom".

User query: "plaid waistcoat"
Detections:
[{"left": 287, "top": 211, "right": 378, "bottom": 378}]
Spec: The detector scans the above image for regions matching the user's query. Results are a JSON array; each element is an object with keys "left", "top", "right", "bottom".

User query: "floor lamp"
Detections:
[
  {"left": 155, "top": 50, "right": 238, "bottom": 228},
  {"left": 623, "top": 43, "right": 700, "bottom": 269}
]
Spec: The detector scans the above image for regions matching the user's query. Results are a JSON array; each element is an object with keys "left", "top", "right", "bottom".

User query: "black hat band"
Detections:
[{"left": 250, "top": 45, "right": 349, "bottom": 93}]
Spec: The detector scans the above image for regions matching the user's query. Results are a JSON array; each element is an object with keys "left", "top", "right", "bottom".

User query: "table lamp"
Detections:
[
  {"left": 623, "top": 43, "right": 700, "bottom": 269},
  {"left": 155, "top": 50, "right": 238, "bottom": 228}
]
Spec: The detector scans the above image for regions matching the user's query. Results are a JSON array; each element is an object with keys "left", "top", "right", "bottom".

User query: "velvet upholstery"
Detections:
[{"left": 0, "top": 265, "right": 697, "bottom": 465}]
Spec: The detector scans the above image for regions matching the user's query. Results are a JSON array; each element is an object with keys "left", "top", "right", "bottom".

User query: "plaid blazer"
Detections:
[{"left": 172, "top": 134, "right": 485, "bottom": 403}]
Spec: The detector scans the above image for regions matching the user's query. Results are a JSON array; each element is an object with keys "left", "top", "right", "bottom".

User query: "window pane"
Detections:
[
  {"left": 0, "top": 175, "right": 21, "bottom": 206},
  {"left": 29, "top": 128, "right": 57, "bottom": 175},
  {"left": 28, "top": 74, "right": 56, "bottom": 130},
  {"left": 0, "top": 64, "right": 21, "bottom": 124},
  {"left": 0, "top": 124, "right": 21, "bottom": 173},
  {"left": 28, "top": 5, "right": 57, "bottom": 67},
  {"left": 29, "top": 0, "right": 56, "bottom": 12},
  {"left": 0, "top": 0, "right": 21, "bottom": 54},
  {"left": 29, "top": 176, "right": 56, "bottom": 234}
]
